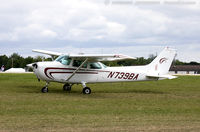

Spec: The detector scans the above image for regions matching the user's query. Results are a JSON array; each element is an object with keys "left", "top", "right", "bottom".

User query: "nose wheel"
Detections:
[
  {"left": 41, "top": 87, "right": 48, "bottom": 93},
  {"left": 41, "top": 82, "right": 49, "bottom": 93}
]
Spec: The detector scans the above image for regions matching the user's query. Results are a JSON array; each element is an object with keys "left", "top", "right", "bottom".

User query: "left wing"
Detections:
[
  {"left": 32, "top": 49, "right": 62, "bottom": 60},
  {"left": 32, "top": 49, "right": 62, "bottom": 56}
]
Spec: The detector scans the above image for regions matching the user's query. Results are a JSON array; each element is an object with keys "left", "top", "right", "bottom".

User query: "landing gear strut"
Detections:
[
  {"left": 41, "top": 82, "right": 49, "bottom": 93},
  {"left": 81, "top": 82, "right": 91, "bottom": 94},
  {"left": 63, "top": 83, "right": 72, "bottom": 92}
]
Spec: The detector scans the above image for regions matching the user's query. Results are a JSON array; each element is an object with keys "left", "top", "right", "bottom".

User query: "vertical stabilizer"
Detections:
[{"left": 146, "top": 47, "right": 177, "bottom": 76}]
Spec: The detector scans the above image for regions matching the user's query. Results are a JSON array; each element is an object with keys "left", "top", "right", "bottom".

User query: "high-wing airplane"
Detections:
[{"left": 28, "top": 47, "right": 177, "bottom": 94}]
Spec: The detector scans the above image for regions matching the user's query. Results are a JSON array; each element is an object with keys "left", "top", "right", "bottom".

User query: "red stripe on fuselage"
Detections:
[
  {"left": 44, "top": 67, "right": 109, "bottom": 79},
  {"left": 49, "top": 71, "right": 98, "bottom": 78}
]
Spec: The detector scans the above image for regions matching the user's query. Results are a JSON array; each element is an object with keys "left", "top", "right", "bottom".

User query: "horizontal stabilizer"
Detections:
[{"left": 146, "top": 74, "right": 177, "bottom": 79}]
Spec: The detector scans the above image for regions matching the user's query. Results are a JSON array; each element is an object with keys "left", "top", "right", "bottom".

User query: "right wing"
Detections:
[
  {"left": 68, "top": 54, "right": 135, "bottom": 61},
  {"left": 32, "top": 49, "right": 136, "bottom": 62}
]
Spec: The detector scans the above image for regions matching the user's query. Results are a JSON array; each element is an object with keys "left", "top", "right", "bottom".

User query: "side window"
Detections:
[
  {"left": 73, "top": 60, "right": 87, "bottom": 68},
  {"left": 89, "top": 62, "right": 102, "bottom": 69}
]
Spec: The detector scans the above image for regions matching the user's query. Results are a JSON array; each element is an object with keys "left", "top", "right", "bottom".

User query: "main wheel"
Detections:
[
  {"left": 63, "top": 84, "right": 71, "bottom": 91},
  {"left": 83, "top": 87, "right": 91, "bottom": 94},
  {"left": 41, "top": 87, "right": 48, "bottom": 93}
]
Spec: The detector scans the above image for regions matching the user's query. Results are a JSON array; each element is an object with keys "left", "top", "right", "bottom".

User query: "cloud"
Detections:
[
  {"left": 40, "top": 30, "right": 57, "bottom": 38},
  {"left": 0, "top": 0, "right": 200, "bottom": 62}
]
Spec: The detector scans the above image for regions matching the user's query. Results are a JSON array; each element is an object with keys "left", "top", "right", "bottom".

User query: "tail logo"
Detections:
[
  {"left": 155, "top": 64, "right": 158, "bottom": 71},
  {"left": 159, "top": 58, "right": 168, "bottom": 64}
]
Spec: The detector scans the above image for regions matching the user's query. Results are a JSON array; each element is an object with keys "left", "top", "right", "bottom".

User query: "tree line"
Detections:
[
  {"left": 0, "top": 53, "right": 199, "bottom": 70},
  {"left": 0, "top": 53, "right": 51, "bottom": 70}
]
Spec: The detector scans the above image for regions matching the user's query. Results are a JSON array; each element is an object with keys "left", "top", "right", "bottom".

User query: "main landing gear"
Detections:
[
  {"left": 63, "top": 82, "right": 92, "bottom": 94},
  {"left": 63, "top": 83, "right": 72, "bottom": 92},
  {"left": 82, "top": 87, "right": 91, "bottom": 94},
  {"left": 81, "top": 82, "right": 91, "bottom": 94}
]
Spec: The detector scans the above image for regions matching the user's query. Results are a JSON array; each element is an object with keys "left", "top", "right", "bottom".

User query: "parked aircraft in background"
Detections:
[{"left": 28, "top": 47, "right": 177, "bottom": 94}]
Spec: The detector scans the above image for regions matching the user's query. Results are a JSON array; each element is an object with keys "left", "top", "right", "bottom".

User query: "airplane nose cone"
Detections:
[
  {"left": 32, "top": 62, "right": 42, "bottom": 80},
  {"left": 32, "top": 63, "right": 38, "bottom": 69},
  {"left": 26, "top": 63, "right": 33, "bottom": 69}
]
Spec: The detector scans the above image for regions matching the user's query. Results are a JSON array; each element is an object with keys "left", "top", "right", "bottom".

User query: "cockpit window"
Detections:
[
  {"left": 55, "top": 55, "right": 71, "bottom": 65},
  {"left": 101, "top": 63, "right": 107, "bottom": 68},
  {"left": 89, "top": 62, "right": 102, "bottom": 69}
]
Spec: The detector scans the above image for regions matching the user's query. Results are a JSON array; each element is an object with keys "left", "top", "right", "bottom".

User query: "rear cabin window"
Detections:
[{"left": 89, "top": 62, "right": 102, "bottom": 69}]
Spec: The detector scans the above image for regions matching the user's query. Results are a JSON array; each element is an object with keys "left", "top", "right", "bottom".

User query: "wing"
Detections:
[
  {"left": 32, "top": 49, "right": 62, "bottom": 56},
  {"left": 32, "top": 49, "right": 135, "bottom": 61},
  {"left": 68, "top": 54, "right": 136, "bottom": 61},
  {"left": 32, "top": 49, "right": 62, "bottom": 60}
]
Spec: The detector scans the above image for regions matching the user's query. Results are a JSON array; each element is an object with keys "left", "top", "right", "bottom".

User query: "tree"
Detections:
[
  {"left": 174, "top": 59, "right": 184, "bottom": 65},
  {"left": 34, "top": 56, "right": 44, "bottom": 62},
  {"left": 146, "top": 54, "right": 156, "bottom": 64},
  {"left": 0, "top": 55, "right": 9, "bottom": 70},
  {"left": 189, "top": 61, "right": 199, "bottom": 65},
  {"left": 6, "top": 53, "right": 25, "bottom": 69}
]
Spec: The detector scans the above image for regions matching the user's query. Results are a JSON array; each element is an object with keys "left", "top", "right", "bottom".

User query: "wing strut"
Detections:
[{"left": 66, "top": 58, "right": 88, "bottom": 82}]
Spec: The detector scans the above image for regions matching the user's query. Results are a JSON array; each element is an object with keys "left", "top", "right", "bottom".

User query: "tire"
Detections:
[
  {"left": 41, "top": 87, "right": 48, "bottom": 93},
  {"left": 63, "top": 84, "right": 71, "bottom": 91},
  {"left": 83, "top": 87, "right": 91, "bottom": 94}
]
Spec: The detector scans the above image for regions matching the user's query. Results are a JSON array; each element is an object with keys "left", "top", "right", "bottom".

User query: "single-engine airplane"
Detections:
[{"left": 28, "top": 47, "right": 177, "bottom": 94}]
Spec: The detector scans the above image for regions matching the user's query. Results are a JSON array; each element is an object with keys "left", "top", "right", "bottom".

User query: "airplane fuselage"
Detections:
[{"left": 34, "top": 61, "right": 157, "bottom": 84}]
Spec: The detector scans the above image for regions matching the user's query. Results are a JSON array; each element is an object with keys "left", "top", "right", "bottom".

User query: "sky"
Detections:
[{"left": 0, "top": 0, "right": 200, "bottom": 62}]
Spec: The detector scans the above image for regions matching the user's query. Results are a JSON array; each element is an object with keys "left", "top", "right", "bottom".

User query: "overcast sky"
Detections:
[{"left": 0, "top": 0, "right": 200, "bottom": 62}]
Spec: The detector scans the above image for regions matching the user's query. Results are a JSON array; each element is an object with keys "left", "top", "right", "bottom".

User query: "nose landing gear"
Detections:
[{"left": 41, "top": 82, "right": 49, "bottom": 93}]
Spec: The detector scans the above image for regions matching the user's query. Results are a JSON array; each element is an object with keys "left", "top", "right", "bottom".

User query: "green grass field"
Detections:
[{"left": 0, "top": 73, "right": 200, "bottom": 132}]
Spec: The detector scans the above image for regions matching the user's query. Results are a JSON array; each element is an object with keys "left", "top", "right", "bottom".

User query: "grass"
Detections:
[{"left": 0, "top": 73, "right": 200, "bottom": 132}]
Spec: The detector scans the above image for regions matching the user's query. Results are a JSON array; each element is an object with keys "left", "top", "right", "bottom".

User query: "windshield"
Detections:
[
  {"left": 101, "top": 63, "right": 107, "bottom": 68},
  {"left": 55, "top": 55, "right": 71, "bottom": 65}
]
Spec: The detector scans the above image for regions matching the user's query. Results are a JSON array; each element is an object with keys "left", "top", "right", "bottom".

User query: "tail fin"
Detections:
[{"left": 146, "top": 47, "right": 177, "bottom": 79}]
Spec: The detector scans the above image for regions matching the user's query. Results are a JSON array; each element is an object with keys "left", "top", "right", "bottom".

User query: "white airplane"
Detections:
[{"left": 29, "top": 47, "right": 177, "bottom": 94}]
